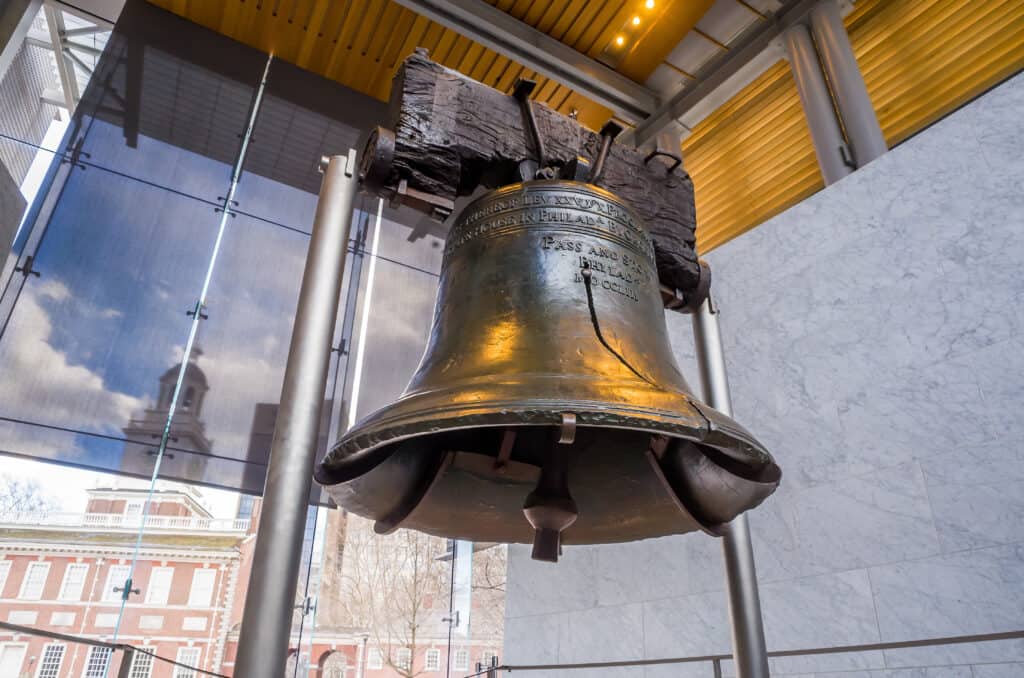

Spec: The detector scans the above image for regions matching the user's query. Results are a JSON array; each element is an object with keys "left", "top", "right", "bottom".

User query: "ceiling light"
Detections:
[
  {"left": 615, "top": 35, "right": 625, "bottom": 46},
  {"left": 645, "top": 0, "right": 655, "bottom": 9},
  {"left": 632, "top": 16, "right": 641, "bottom": 26}
]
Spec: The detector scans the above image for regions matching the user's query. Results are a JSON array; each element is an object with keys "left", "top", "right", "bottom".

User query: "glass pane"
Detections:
[
  {"left": 0, "top": 165, "right": 220, "bottom": 476},
  {"left": 232, "top": 57, "right": 378, "bottom": 231},
  {"left": 341, "top": 255, "right": 439, "bottom": 424},
  {"left": 74, "top": 2, "right": 258, "bottom": 203}
]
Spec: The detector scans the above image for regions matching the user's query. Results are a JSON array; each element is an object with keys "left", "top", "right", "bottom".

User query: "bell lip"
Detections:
[{"left": 317, "top": 396, "right": 775, "bottom": 487}]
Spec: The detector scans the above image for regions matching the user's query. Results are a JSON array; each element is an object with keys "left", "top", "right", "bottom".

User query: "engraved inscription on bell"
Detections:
[{"left": 317, "top": 180, "right": 780, "bottom": 562}]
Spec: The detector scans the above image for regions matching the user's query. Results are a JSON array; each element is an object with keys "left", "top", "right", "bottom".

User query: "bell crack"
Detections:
[{"left": 580, "top": 262, "right": 658, "bottom": 387}]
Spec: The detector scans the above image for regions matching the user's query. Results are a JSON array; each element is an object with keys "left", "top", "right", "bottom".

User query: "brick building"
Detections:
[{"left": 0, "top": 482, "right": 250, "bottom": 677}]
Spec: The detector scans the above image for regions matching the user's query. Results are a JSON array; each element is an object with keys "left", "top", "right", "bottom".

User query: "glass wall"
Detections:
[{"left": 0, "top": 1, "right": 506, "bottom": 676}]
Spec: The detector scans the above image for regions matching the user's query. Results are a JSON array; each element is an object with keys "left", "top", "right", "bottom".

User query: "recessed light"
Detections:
[
  {"left": 615, "top": 35, "right": 625, "bottom": 46},
  {"left": 632, "top": 15, "right": 641, "bottom": 26},
  {"left": 645, "top": 0, "right": 655, "bottom": 9}
]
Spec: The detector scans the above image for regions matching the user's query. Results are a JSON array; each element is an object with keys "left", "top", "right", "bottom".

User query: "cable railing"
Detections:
[
  {"left": 463, "top": 629, "right": 1024, "bottom": 677},
  {"left": 0, "top": 620, "right": 227, "bottom": 677},
  {"left": 0, "top": 511, "right": 250, "bottom": 532}
]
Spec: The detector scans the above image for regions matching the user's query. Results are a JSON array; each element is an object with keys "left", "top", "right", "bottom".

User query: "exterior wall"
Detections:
[
  {"left": 504, "top": 72, "right": 1024, "bottom": 676},
  {"left": 0, "top": 488, "right": 244, "bottom": 677}
]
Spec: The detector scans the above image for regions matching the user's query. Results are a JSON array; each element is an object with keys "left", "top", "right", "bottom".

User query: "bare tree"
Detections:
[
  {"left": 0, "top": 474, "right": 57, "bottom": 518},
  {"left": 337, "top": 516, "right": 448, "bottom": 678}
]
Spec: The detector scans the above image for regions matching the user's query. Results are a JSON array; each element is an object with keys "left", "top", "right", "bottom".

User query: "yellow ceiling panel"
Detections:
[
  {"left": 148, "top": 0, "right": 663, "bottom": 129},
  {"left": 682, "top": 61, "right": 821, "bottom": 253},
  {"left": 684, "top": 0, "right": 1023, "bottom": 253},
  {"left": 848, "top": 0, "right": 1024, "bottom": 147}
]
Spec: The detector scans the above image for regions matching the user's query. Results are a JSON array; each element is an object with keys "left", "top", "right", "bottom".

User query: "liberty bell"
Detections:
[{"left": 316, "top": 179, "right": 781, "bottom": 561}]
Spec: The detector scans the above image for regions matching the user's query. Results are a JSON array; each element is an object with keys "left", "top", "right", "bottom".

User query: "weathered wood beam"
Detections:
[{"left": 369, "top": 51, "right": 703, "bottom": 295}]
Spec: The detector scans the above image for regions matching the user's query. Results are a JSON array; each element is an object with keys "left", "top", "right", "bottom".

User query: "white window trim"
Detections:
[
  {"left": 0, "top": 561, "right": 11, "bottom": 596},
  {"left": 186, "top": 569, "right": 216, "bottom": 608},
  {"left": 395, "top": 647, "right": 412, "bottom": 671},
  {"left": 82, "top": 645, "right": 112, "bottom": 678},
  {"left": 103, "top": 565, "right": 130, "bottom": 603},
  {"left": 0, "top": 642, "right": 28, "bottom": 677},
  {"left": 425, "top": 648, "right": 441, "bottom": 672},
  {"left": 173, "top": 647, "right": 201, "bottom": 678},
  {"left": 145, "top": 566, "right": 174, "bottom": 605},
  {"left": 35, "top": 643, "right": 65, "bottom": 678},
  {"left": 453, "top": 649, "right": 469, "bottom": 671},
  {"left": 128, "top": 648, "right": 154, "bottom": 678},
  {"left": 58, "top": 563, "right": 89, "bottom": 601},
  {"left": 367, "top": 648, "right": 383, "bottom": 670},
  {"left": 19, "top": 562, "right": 50, "bottom": 600}
]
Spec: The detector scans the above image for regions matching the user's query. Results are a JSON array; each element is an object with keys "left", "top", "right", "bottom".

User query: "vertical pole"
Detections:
[
  {"left": 782, "top": 23, "right": 852, "bottom": 185},
  {"left": 115, "top": 647, "right": 134, "bottom": 678},
  {"left": 809, "top": 0, "right": 887, "bottom": 166},
  {"left": 233, "top": 151, "right": 360, "bottom": 678},
  {"left": 692, "top": 296, "right": 770, "bottom": 678}
]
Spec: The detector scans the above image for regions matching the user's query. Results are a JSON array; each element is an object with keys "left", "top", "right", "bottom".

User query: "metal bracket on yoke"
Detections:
[
  {"left": 513, "top": 78, "right": 552, "bottom": 180},
  {"left": 590, "top": 121, "right": 623, "bottom": 185},
  {"left": 644, "top": 149, "right": 683, "bottom": 175}
]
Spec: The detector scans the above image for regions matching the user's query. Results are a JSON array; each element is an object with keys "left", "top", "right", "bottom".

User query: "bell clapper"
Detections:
[{"left": 522, "top": 414, "right": 580, "bottom": 563}]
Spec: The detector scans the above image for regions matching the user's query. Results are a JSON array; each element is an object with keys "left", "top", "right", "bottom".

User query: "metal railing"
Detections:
[
  {"left": 464, "top": 629, "right": 1024, "bottom": 677},
  {"left": 0, "top": 620, "right": 227, "bottom": 677},
  {"left": 0, "top": 511, "right": 250, "bottom": 532}
]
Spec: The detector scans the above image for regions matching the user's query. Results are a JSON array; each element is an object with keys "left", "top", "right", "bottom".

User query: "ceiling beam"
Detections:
[
  {"left": 626, "top": 0, "right": 821, "bottom": 147},
  {"left": 390, "top": 0, "right": 659, "bottom": 122}
]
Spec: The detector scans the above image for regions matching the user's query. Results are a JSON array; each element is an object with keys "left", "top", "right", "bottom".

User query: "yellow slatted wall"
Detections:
[
  {"left": 849, "top": 0, "right": 1024, "bottom": 147},
  {"left": 689, "top": 0, "right": 1024, "bottom": 252},
  {"left": 683, "top": 62, "right": 821, "bottom": 252}
]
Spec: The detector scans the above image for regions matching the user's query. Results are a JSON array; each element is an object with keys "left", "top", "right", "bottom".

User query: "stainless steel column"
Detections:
[
  {"left": 233, "top": 150, "right": 360, "bottom": 678},
  {"left": 809, "top": 0, "right": 887, "bottom": 166},
  {"left": 692, "top": 296, "right": 770, "bottom": 678},
  {"left": 783, "top": 23, "right": 852, "bottom": 185}
]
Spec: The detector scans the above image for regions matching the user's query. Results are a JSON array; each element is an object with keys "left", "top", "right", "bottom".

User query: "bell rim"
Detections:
[{"left": 317, "top": 395, "right": 775, "bottom": 486}]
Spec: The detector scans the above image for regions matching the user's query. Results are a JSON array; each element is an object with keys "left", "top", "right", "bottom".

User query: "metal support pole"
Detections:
[
  {"left": 115, "top": 648, "right": 134, "bottom": 678},
  {"left": 809, "top": 0, "right": 887, "bottom": 166},
  {"left": 233, "top": 150, "right": 360, "bottom": 678},
  {"left": 692, "top": 296, "right": 770, "bottom": 678},
  {"left": 782, "top": 23, "right": 852, "bottom": 185}
]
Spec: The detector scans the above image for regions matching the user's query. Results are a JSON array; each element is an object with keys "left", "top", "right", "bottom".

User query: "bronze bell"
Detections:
[{"left": 316, "top": 180, "right": 780, "bottom": 562}]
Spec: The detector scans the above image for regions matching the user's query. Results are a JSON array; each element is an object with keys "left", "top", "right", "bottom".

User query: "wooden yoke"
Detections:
[{"left": 360, "top": 49, "right": 708, "bottom": 306}]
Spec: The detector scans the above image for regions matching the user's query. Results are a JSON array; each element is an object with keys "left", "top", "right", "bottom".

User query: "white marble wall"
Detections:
[{"left": 504, "top": 71, "right": 1024, "bottom": 678}]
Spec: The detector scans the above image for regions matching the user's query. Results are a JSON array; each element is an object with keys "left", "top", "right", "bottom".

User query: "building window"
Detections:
[
  {"left": 453, "top": 650, "right": 469, "bottom": 671},
  {"left": 0, "top": 643, "right": 27, "bottom": 676},
  {"left": 124, "top": 501, "right": 143, "bottom": 516},
  {"left": 425, "top": 648, "right": 441, "bottom": 672},
  {"left": 395, "top": 648, "right": 412, "bottom": 671},
  {"left": 182, "top": 386, "right": 195, "bottom": 409},
  {"left": 49, "top": 612, "right": 75, "bottom": 627},
  {"left": 103, "top": 564, "right": 131, "bottom": 602},
  {"left": 182, "top": 616, "right": 207, "bottom": 631},
  {"left": 480, "top": 651, "right": 498, "bottom": 668},
  {"left": 37, "top": 644, "right": 65, "bottom": 678},
  {"left": 94, "top": 613, "right": 119, "bottom": 627},
  {"left": 129, "top": 650, "right": 154, "bottom": 678},
  {"left": 322, "top": 652, "right": 347, "bottom": 678},
  {"left": 367, "top": 648, "right": 383, "bottom": 670},
  {"left": 187, "top": 568, "right": 216, "bottom": 607},
  {"left": 18, "top": 562, "right": 49, "bottom": 599},
  {"left": 174, "top": 647, "right": 201, "bottom": 678},
  {"left": 145, "top": 566, "right": 174, "bottom": 605},
  {"left": 7, "top": 610, "right": 37, "bottom": 624},
  {"left": 138, "top": 615, "right": 163, "bottom": 630},
  {"left": 83, "top": 647, "right": 112, "bottom": 677},
  {"left": 0, "top": 561, "right": 11, "bottom": 596},
  {"left": 59, "top": 563, "right": 89, "bottom": 601}
]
